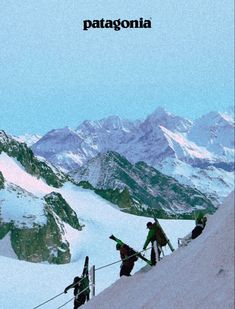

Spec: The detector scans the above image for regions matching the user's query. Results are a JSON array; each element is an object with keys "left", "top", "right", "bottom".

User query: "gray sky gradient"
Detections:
[{"left": 0, "top": 1, "right": 234, "bottom": 135}]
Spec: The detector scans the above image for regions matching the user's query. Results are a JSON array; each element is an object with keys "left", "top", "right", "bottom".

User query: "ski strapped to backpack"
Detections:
[
  {"left": 109, "top": 234, "right": 153, "bottom": 266},
  {"left": 80, "top": 256, "right": 90, "bottom": 299},
  {"left": 82, "top": 256, "right": 89, "bottom": 277},
  {"left": 154, "top": 218, "right": 174, "bottom": 252},
  {"left": 150, "top": 210, "right": 175, "bottom": 252}
]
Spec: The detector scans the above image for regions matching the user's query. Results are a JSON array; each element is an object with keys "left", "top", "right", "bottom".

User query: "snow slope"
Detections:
[
  {"left": 83, "top": 191, "right": 235, "bottom": 309},
  {"left": 0, "top": 152, "right": 194, "bottom": 308},
  {"left": 156, "top": 157, "right": 234, "bottom": 203},
  {"left": 0, "top": 152, "right": 52, "bottom": 196}
]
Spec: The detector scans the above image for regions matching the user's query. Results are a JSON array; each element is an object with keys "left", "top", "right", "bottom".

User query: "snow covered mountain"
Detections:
[
  {"left": 188, "top": 111, "right": 234, "bottom": 168},
  {"left": 0, "top": 130, "right": 199, "bottom": 266},
  {"left": 156, "top": 158, "right": 234, "bottom": 205},
  {"left": 71, "top": 151, "right": 216, "bottom": 217},
  {"left": 14, "top": 133, "right": 42, "bottom": 146},
  {"left": 0, "top": 131, "right": 81, "bottom": 263},
  {"left": 31, "top": 107, "right": 234, "bottom": 204},
  {"left": 0, "top": 131, "right": 197, "bottom": 308}
]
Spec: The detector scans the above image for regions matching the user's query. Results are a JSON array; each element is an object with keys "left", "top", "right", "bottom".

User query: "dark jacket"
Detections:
[
  {"left": 119, "top": 244, "right": 137, "bottom": 264},
  {"left": 64, "top": 277, "right": 81, "bottom": 296},
  {"left": 192, "top": 216, "right": 207, "bottom": 239},
  {"left": 64, "top": 276, "right": 89, "bottom": 296}
]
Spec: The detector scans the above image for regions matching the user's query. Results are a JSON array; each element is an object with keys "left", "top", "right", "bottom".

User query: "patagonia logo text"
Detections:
[{"left": 83, "top": 18, "right": 152, "bottom": 31}]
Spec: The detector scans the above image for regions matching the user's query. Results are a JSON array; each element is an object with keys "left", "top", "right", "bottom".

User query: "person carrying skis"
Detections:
[
  {"left": 64, "top": 276, "right": 89, "bottom": 309},
  {"left": 116, "top": 242, "right": 138, "bottom": 277},
  {"left": 143, "top": 221, "right": 167, "bottom": 265}
]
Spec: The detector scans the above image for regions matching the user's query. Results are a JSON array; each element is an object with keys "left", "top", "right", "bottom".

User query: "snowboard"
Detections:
[{"left": 109, "top": 234, "right": 153, "bottom": 266}]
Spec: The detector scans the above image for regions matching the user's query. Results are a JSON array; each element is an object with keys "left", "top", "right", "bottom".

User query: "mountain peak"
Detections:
[
  {"left": 151, "top": 107, "right": 171, "bottom": 118},
  {"left": 142, "top": 107, "right": 192, "bottom": 133},
  {"left": 194, "top": 111, "right": 234, "bottom": 125}
]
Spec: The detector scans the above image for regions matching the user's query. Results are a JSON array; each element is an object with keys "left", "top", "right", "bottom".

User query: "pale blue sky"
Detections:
[{"left": 0, "top": 1, "right": 234, "bottom": 135}]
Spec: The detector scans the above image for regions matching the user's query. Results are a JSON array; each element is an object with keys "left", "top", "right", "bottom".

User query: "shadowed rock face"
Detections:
[
  {"left": 10, "top": 216, "right": 71, "bottom": 264},
  {"left": 0, "top": 171, "right": 4, "bottom": 189},
  {"left": 44, "top": 192, "right": 81, "bottom": 230}
]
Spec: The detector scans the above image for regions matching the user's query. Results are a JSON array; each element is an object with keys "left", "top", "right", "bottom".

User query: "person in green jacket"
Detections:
[{"left": 143, "top": 221, "right": 167, "bottom": 265}]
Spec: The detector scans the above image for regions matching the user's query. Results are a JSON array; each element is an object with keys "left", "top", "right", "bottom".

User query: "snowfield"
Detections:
[{"left": 0, "top": 152, "right": 195, "bottom": 309}]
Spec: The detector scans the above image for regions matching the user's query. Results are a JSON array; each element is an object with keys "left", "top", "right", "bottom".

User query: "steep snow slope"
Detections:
[
  {"left": 83, "top": 191, "right": 235, "bottom": 309},
  {"left": 0, "top": 152, "right": 52, "bottom": 196}
]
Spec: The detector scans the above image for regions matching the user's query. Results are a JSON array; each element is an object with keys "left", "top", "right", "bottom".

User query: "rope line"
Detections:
[
  {"left": 95, "top": 247, "right": 152, "bottom": 271},
  {"left": 32, "top": 275, "right": 88, "bottom": 309},
  {"left": 32, "top": 292, "right": 65, "bottom": 309},
  {"left": 32, "top": 247, "right": 152, "bottom": 309},
  {"left": 56, "top": 283, "right": 94, "bottom": 309},
  {"left": 57, "top": 296, "right": 74, "bottom": 309}
]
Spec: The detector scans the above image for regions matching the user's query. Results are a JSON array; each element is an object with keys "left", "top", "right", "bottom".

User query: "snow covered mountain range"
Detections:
[{"left": 32, "top": 107, "right": 234, "bottom": 204}]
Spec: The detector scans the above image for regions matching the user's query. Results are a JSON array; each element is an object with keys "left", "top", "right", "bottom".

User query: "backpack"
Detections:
[
  {"left": 80, "top": 276, "right": 90, "bottom": 295},
  {"left": 155, "top": 226, "right": 168, "bottom": 246},
  {"left": 127, "top": 247, "right": 138, "bottom": 262}
]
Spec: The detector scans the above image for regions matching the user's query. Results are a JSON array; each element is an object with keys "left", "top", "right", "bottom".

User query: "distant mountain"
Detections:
[
  {"left": 188, "top": 111, "right": 234, "bottom": 168},
  {"left": 71, "top": 151, "right": 216, "bottom": 218},
  {"left": 14, "top": 133, "right": 42, "bottom": 147},
  {"left": 31, "top": 108, "right": 234, "bottom": 203},
  {"left": 156, "top": 158, "right": 234, "bottom": 205},
  {"left": 32, "top": 108, "right": 234, "bottom": 170}
]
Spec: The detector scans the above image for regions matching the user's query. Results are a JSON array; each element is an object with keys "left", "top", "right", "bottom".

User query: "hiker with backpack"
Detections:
[
  {"left": 143, "top": 221, "right": 168, "bottom": 265},
  {"left": 64, "top": 275, "right": 90, "bottom": 309},
  {"left": 116, "top": 242, "right": 138, "bottom": 277}
]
